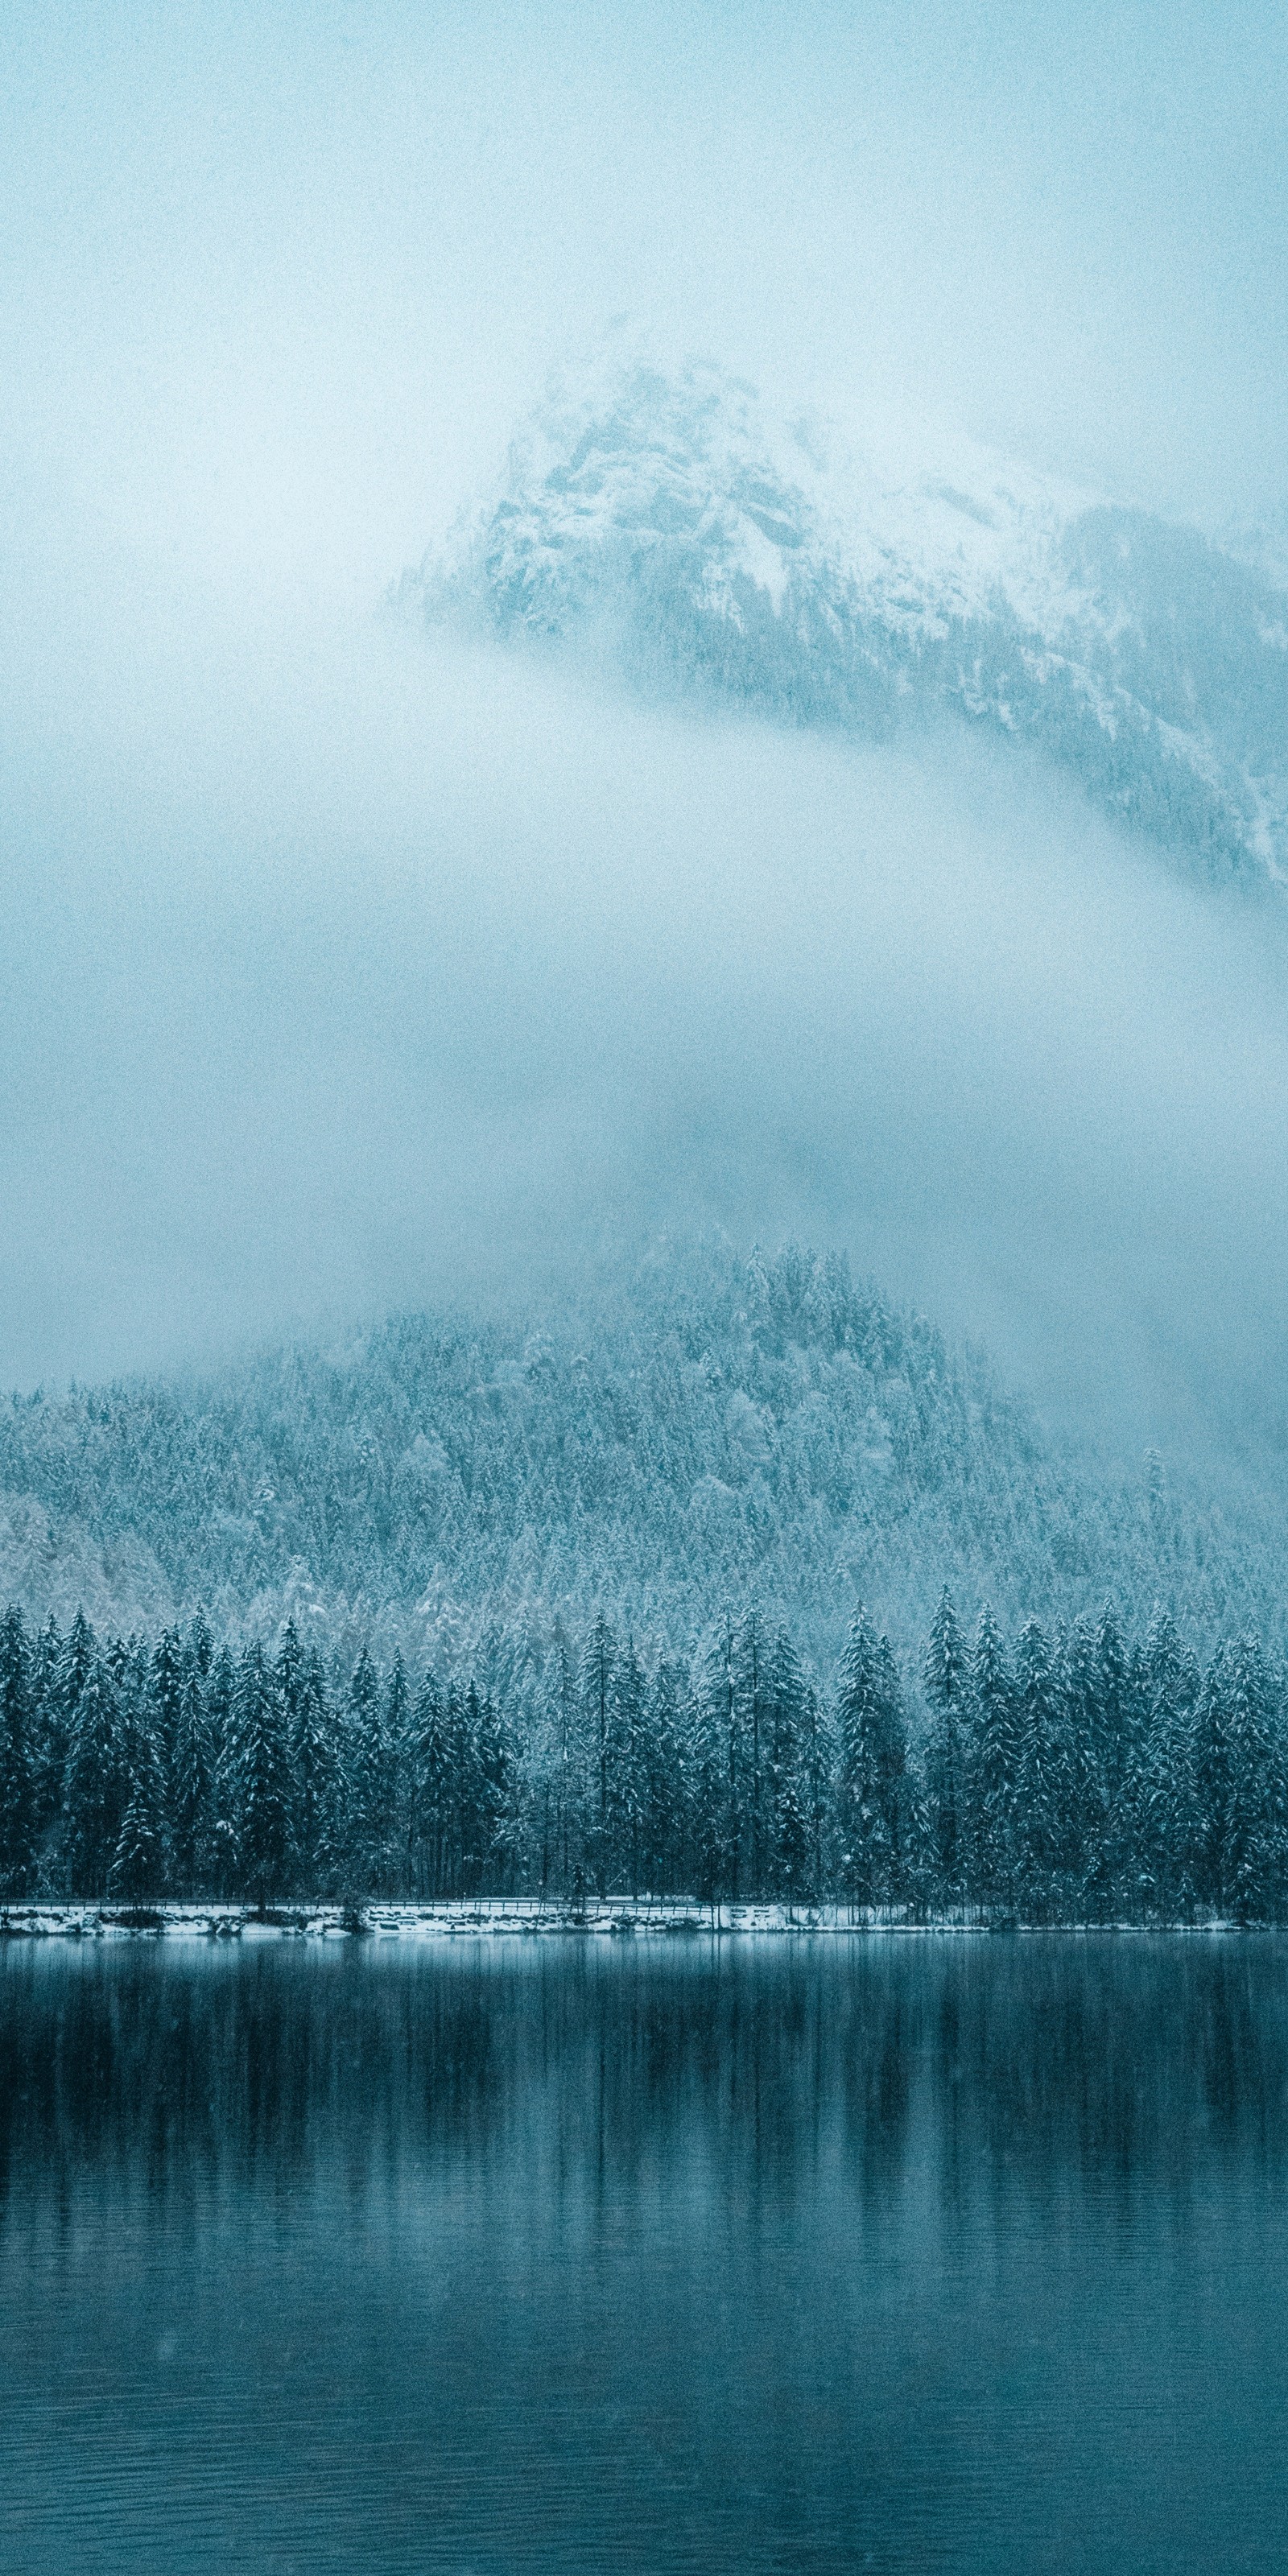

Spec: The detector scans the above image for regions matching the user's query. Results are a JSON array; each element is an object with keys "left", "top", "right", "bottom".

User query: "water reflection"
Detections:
[
  {"left": 2, "top": 1936, "right": 1285, "bottom": 2216},
  {"left": 0, "top": 1936, "right": 1286, "bottom": 2575}
]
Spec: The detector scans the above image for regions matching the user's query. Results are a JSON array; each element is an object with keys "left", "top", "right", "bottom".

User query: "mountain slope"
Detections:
[
  {"left": 2, "top": 1244, "right": 1283, "bottom": 1667},
  {"left": 404, "top": 352, "right": 1288, "bottom": 889}
]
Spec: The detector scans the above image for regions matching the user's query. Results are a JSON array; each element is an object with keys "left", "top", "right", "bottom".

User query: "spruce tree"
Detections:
[
  {"left": 836, "top": 1609, "right": 908, "bottom": 1914},
  {"left": 968, "top": 1607, "right": 1019, "bottom": 1914},
  {"left": 62, "top": 1640, "right": 120, "bottom": 1898},
  {"left": 1013, "top": 1619, "right": 1063, "bottom": 1921},
  {"left": 225, "top": 1644, "right": 294, "bottom": 1905},
  {"left": 409, "top": 1669, "right": 451, "bottom": 1897},
  {"left": 923, "top": 1590, "right": 968, "bottom": 1915},
  {"left": 766, "top": 1628, "right": 815, "bottom": 1905},
  {"left": 168, "top": 1626, "right": 215, "bottom": 1895},
  {"left": 473, "top": 1688, "right": 513, "bottom": 1897},
  {"left": 1130, "top": 1612, "right": 1198, "bottom": 1921},
  {"left": 0, "top": 1607, "right": 36, "bottom": 1896},
  {"left": 111, "top": 1659, "right": 169, "bottom": 1902},
  {"left": 580, "top": 1615, "right": 616, "bottom": 1896}
]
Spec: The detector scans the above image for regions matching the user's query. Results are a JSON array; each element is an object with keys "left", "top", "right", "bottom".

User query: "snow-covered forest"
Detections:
[
  {"left": 6, "top": 1241, "right": 1288, "bottom": 1921},
  {"left": 1, "top": 1584, "right": 1286, "bottom": 1920},
  {"left": 3, "top": 1244, "right": 1286, "bottom": 1669}
]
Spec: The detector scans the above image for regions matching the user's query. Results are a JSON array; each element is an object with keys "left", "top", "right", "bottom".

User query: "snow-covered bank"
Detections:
[
  {"left": 0, "top": 1901, "right": 1256, "bottom": 1939},
  {"left": 0, "top": 1899, "right": 887, "bottom": 1940}
]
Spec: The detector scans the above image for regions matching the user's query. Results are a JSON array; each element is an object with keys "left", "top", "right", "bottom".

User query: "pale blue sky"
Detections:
[{"left": 3, "top": 0, "right": 1286, "bottom": 612}]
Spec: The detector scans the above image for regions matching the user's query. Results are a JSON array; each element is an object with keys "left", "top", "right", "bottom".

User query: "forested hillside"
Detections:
[
  {"left": 1, "top": 1244, "right": 1284, "bottom": 1666},
  {"left": 1, "top": 1590, "right": 1285, "bottom": 1922}
]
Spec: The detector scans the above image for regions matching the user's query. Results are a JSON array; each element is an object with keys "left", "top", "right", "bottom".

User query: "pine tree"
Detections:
[
  {"left": 1129, "top": 1612, "right": 1198, "bottom": 1921},
  {"left": 836, "top": 1609, "right": 907, "bottom": 1914},
  {"left": 0, "top": 1607, "right": 37, "bottom": 1896},
  {"left": 168, "top": 1625, "right": 215, "bottom": 1894},
  {"left": 968, "top": 1607, "right": 1019, "bottom": 1914},
  {"left": 685, "top": 1656, "right": 729, "bottom": 1910},
  {"left": 382, "top": 1653, "right": 412, "bottom": 1897},
  {"left": 340, "top": 1647, "right": 399, "bottom": 1896},
  {"left": 453, "top": 1682, "right": 488, "bottom": 1896},
  {"left": 642, "top": 1654, "right": 686, "bottom": 1896},
  {"left": 1092, "top": 1604, "right": 1139, "bottom": 1913},
  {"left": 733, "top": 1610, "right": 770, "bottom": 1897},
  {"left": 28, "top": 1615, "right": 64, "bottom": 1848},
  {"left": 286, "top": 1639, "right": 337, "bottom": 1896},
  {"left": 148, "top": 1628, "right": 186, "bottom": 1790},
  {"left": 62, "top": 1638, "right": 121, "bottom": 1898},
  {"left": 1013, "top": 1618, "right": 1064, "bottom": 1920},
  {"left": 609, "top": 1637, "right": 648, "bottom": 1896},
  {"left": 224, "top": 1644, "right": 294, "bottom": 1905},
  {"left": 687, "top": 1616, "right": 741, "bottom": 1905},
  {"left": 766, "top": 1628, "right": 815, "bottom": 1905},
  {"left": 473, "top": 1687, "right": 513, "bottom": 1897},
  {"left": 409, "top": 1668, "right": 451, "bottom": 1897},
  {"left": 923, "top": 1589, "right": 968, "bottom": 1915},
  {"left": 111, "top": 1653, "right": 169, "bottom": 1902},
  {"left": 205, "top": 1646, "right": 239, "bottom": 1896},
  {"left": 1193, "top": 1639, "right": 1285, "bottom": 1922},
  {"left": 580, "top": 1615, "right": 616, "bottom": 1896}
]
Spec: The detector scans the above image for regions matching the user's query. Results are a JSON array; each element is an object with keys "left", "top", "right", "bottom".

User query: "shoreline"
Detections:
[{"left": 0, "top": 1900, "right": 1263, "bottom": 1940}]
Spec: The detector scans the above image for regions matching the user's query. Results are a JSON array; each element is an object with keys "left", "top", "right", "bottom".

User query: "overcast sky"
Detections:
[
  {"left": 3, "top": 0, "right": 1288, "bottom": 1451},
  {"left": 4, "top": 0, "right": 1286, "bottom": 624}
]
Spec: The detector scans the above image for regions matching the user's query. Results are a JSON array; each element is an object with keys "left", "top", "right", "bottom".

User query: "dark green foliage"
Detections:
[
  {"left": 222, "top": 1643, "right": 293, "bottom": 1905},
  {"left": 836, "top": 1610, "right": 908, "bottom": 1911},
  {"left": 7, "top": 1589, "right": 1288, "bottom": 1918},
  {"left": 0, "top": 1608, "right": 36, "bottom": 1895},
  {"left": 923, "top": 1589, "right": 968, "bottom": 1912}
]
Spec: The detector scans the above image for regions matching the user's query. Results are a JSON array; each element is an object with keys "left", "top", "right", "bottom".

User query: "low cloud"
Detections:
[{"left": 2, "top": 592, "right": 1287, "bottom": 1486}]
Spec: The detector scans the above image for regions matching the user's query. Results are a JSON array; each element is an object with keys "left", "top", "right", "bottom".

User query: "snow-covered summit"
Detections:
[{"left": 405, "top": 349, "right": 1288, "bottom": 886}]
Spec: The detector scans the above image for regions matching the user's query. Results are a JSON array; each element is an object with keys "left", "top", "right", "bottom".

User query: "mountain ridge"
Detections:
[{"left": 402, "top": 350, "right": 1288, "bottom": 889}]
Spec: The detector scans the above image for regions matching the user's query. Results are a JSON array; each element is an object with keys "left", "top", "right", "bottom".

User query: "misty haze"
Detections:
[{"left": 2, "top": 5, "right": 1288, "bottom": 2572}]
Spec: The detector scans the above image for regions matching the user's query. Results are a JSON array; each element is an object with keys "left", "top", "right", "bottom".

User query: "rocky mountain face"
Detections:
[{"left": 404, "top": 353, "right": 1288, "bottom": 889}]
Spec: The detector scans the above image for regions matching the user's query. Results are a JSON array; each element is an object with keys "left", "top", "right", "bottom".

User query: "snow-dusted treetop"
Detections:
[{"left": 404, "top": 346, "right": 1288, "bottom": 889}]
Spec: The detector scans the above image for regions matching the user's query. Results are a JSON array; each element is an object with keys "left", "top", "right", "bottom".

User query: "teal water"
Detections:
[{"left": 1, "top": 1935, "right": 1286, "bottom": 2574}]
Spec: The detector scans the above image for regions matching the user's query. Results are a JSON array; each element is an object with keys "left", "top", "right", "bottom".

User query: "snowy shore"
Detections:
[
  {"left": 0, "top": 1899, "right": 892, "bottom": 1939},
  {"left": 0, "top": 1901, "right": 1251, "bottom": 1939}
]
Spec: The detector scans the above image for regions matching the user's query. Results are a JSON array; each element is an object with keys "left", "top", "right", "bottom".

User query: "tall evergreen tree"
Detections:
[
  {"left": 0, "top": 1607, "right": 37, "bottom": 1896},
  {"left": 836, "top": 1609, "right": 907, "bottom": 1913},
  {"left": 1013, "top": 1619, "right": 1067, "bottom": 1920},
  {"left": 968, "top": 1607, "right": 1019, "bottom": 1913},
  {"left": 766, "top": 1628, "right": 815, "bottom": 1904},
  {"left": 62, "top": 1640, "right": 121, "bottom": 1898},
  {"left": 1129, "top": 1612, "right": 1198, "bottom": 1920},
  {"left": 169, "top": 1626, "right": 215, "bottom": 1895},
  {"left": 111, "top": 1647, "right": 169, "bottom": 1901},
  {"left": 409, "top": 1668, "right": 451, "bottom": 1897},
  {"left": 580, "top": 1615, "right": 617, "bottom": 1896},
  {"left": 923, "top": 1589, "right": 968, "bottom": 1915},
  {"left": 224, "top": 1644, "right": 293, "bottom": 1905},
  {"left": 1193, "top": 1639, "right": 1285, "bottom": 1922}
]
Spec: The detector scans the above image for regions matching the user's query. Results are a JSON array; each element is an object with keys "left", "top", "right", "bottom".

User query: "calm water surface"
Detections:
[{"left": 1, "top": 1934, "right": 1286, "bottom": 2574}]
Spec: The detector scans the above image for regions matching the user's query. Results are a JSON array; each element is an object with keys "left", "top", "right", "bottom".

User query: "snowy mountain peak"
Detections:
[{"left": 407, "top": 351, "right": 1288, "bottom": 889}]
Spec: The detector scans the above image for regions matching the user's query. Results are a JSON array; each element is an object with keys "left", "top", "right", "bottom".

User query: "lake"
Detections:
[{"left": 1, "top": 1933, "right": 1286, "bottom": 2574}]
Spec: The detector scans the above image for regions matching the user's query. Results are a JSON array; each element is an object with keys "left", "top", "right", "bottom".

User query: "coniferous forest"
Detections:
[
  {"left": 5, "top": 1245, "right": 1288, "bottom": 1670},
  {"left": 6, "top": 1245, "right": 1288, "bottom": 1922},
  {"left": 2, "top": 1587, "right": 1286, "bottom": 1922}
]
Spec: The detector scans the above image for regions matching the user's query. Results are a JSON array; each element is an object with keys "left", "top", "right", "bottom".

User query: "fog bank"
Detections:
[{"left": 2, "top": 597, "right": 1287, "bottom": 1477}]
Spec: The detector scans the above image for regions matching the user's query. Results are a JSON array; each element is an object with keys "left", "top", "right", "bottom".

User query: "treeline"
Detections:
[{"left": 1, "top": 1592, "right": 1286, "bottom": 1920}]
